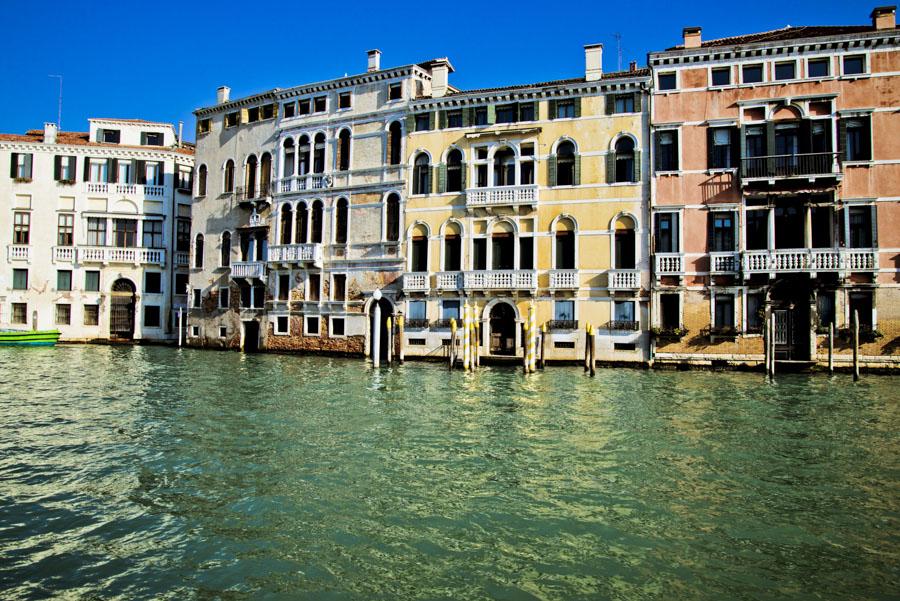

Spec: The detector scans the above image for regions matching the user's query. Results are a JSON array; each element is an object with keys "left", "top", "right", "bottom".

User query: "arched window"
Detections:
[
  {"left": 194, "top": 233, "right": 204, "bottom": 268},
  {"left": 386, "top": 193, "right": 400, "bottom": 242},
  {"left": 555, "top": 141, "right": 576, "bottom": 186},
  {"left": 446, "top": 149, "right": 464, "bottom": 192},
  {"left": 298, "top": 135, "right": 310, "bottom": 175},
  {"left": 282, "top": 139, "right": 295, "bottom": 177},
  {"left": 245, "top": 154, "right": 258, "bottom": 197},
  {"left": 296, "top": 202, "right": 308, "bottom": 243},
  {"left": 388, "top": 122, "right": 403, "bottom": 165},
  {"left": 413, "top": 153, "right": 430, "bottom": 195},
  {"left": 313, "top": 133, "right": 326, "bottom": 174},
  {"left": 197, "top": 165, "right": 207, "bottom": 196},
  {"left": 224, "top": 160, "right": 234, "bottom": 193},
  {"left": 221, "top": 231, "right": 231, "bottom": 267},
  {"left": 494, "top": 147, "right": 516, "bottom": 186},
  {"left": 335, "top": 198, "right": 349, "bottom": 244},
  {"left": 554, "top": 218, "right": 576, "bottom": 269},
  {"left": 614, "top": 137, "right": 636, "bottom": 183},
  {"left": 280, "top": 204, "right": 293, "bottom": 244},
  {"left": 614, "top": 215, "right": 636, "bottom": 269},
  {"left": 260, "top": 152, "right": 272, "bottom": 194},
  {"left": 337, "top": 129, "right": 351, "bottom": 171},
  {"left": 311, "top": 200, "right": 323, "bottom": 243},
  {"left": 443, "top": 222, "right": 462, "bottom": 271},
  {"left": 410, "top": 224, "right": 428, "bottom": 272}
]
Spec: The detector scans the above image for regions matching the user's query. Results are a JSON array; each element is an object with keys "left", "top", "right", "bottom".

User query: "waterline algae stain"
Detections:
[{"left": 0, "top": 346, "right": 897, "bottom": 599}]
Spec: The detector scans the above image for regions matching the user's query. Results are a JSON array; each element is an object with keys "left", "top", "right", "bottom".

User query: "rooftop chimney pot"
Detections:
[
  {"left": 629, "top": 61, "right": 637, "bottom": 72},
  {"left": 216, "top": 86, "right": 231, "bottom": 104},
  {"left": 43, "top": 122, "right": 58, "bottom": 144},
  {"left": 431, "top": 58, "right": 452, "bottom": 98},
  {"left": 585, "top": 44, "right": 603, "bottom": 81},
  {"left": 871, "top": 5, "right": 896, "bottom": 29},
  {"left": 683, "top": 26, "right": 702, "bottom": 48},
  {"left": 367, "top": 49, "right": 382, "bottom": 73}
]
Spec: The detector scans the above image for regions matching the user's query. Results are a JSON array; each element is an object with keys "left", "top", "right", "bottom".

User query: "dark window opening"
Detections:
[
  {"left": 658, "top": 72, "right": 676, "bottom": 90},
  {"left": 742, "top": 64, "right": 764, "bottom": 83},
  {"left": 711, "top": 67, "right": 730, "bottom": 86}
]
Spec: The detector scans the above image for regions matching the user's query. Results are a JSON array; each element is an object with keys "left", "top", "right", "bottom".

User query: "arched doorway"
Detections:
[
  {"left": 489, "top": 302, "right": 517, "bottom": 356},
  {"left": 369, "top": 297, "right": 393, "bottom": 360},
  {"left": 110, "top": 279, "right": 136, "bottom": 340}
]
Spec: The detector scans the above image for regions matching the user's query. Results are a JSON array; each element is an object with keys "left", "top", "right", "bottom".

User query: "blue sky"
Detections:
[{"left": 0, "top": 0, "right": 871, "bottom": 141}]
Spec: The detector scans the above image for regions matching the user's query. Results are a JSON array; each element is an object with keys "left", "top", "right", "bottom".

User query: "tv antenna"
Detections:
[
  {"left": 613, "top": 33, "right": 623, "bottom": 72},
  {"left": 48, "top": 75, "right": 63, "bottom": 129}
]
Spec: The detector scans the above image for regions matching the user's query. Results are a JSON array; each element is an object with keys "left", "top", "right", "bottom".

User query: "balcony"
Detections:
[
  {"left": 465, "top": 185, "right": 538, "bottom": 211},
  {"left": 549, "top": 269, "right": 579, "bottom": 290},
  {"left": 463, "top": 270, "right": 536, "bottom": 291},
  {"left": 436, "top": 271, "right": 462, "bottom": 290},
  {"left": 276, "top": 175, "right": 330, "bottom": 194},
  {"left": 606, "top": 320, "right": 640, "bottom": 331},
  {"left": 547, "top": 320, "right": 579, "bottom": 330},
  {"left": 740, "top": 152, "right": 840, "bottom": 183},
  {"left": 268, "top": 243, "right": 323, "bottom": 266},
  {"left": 53, "top": 246, "right": 75, "bottom": 263},
  {"left": 234, "top": 184, "right": 273, "bottom": 209},
  {"left": 79, "top": 246, "right": 166, "bottom": 266},
  {"left": 709, "top": 252, "right": 739, "bottom": 274},
  {"left": 608, "top": 269, "right": 640, "bottom": 291},
  {"left": 403, "top": 272, "right": 430, "bottom": 292},
  {"left": 654, "top": 253, "right": 684, "bottom": 280},
  {"left": 230, "top": 261, "right": 267, "bottom": 279},
  {"left": 175, "top": 251, "right": 190, "bottom": 267},
  {"left": 742, "top": 248, "right": 878, "bottom": 276},
  {"left": 7, "top": 245, "right": 30, "bottom": 262},
  {"left": 83, "top": 182, "right": 166, "bottom": 198}
]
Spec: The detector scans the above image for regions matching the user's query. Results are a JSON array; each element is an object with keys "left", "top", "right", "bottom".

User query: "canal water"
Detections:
[{"left": 0, "top": 346, "right": 897, "bottom": 600}]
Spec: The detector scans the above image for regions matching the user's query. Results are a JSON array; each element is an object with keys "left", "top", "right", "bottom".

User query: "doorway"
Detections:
[
  {"left": 110, "top": 278, "right": 136, "bottom": 340},
  {"left": 489, "top": 302, "right": 517, "bottom": 355},
  {"left": 243, "top": 321, "right": 260, "bottom": 352},
  {"left": 369, "top": 298, "right": 393, "bottom": 360},
  {"left": 770, "top": 278, "right": 811, "bottom": 360}
]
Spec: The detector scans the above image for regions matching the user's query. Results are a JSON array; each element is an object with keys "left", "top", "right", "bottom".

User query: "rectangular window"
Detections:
[
  {"left": 441, "top": 300, "right": 460, "bottom": 321},
  {"left": 141, "top": 132, "right": 163, "bottom": 146},
  {"left": 142, "top": 220, "right": 163, "bottom": 248},
  {"left": 747, "top": 293, "right": 764, "bottom": 332},
  {"left": 278, "top": 273, "right": 290, "bottom": 301},
  {"left": 12, "top": 303, "right": 27, "bottom": 324},
  {"left": 55, "top": 304, "right": 71, "bottom": 325},
  {"left": 219, "top": 287, "right": 230, "bottom": 309},
  {"left": 519, "top": 237, "right": 534, "bottom": 270},
  {"left": 660, "top": 294, "right": 680, "bottom": 330},
  {"left": 658, "top": 72, "right": 676, "bottom": 90},
  {"left": 224, "top": 112, "right": 239, "bottom": 127},
  {"left": 144, "top": 162, "right": 162, "bottom": 186},
  {"left": 332, "top": 274, "right": 346, "bottom": 302},
  {"left": 709, "top": 127, "right": 735, "bottom": 169},
  {"left": 197, "top": 119, "right": 211, "bottom": 134},
  {"left": 556, "top": 100, "right": 575, "bottom": 119},
  {"left": 261, "top": 104, "right": 275, "bottom": 119},
  {"left": 102, "top": 129, "right": 120, "bottom": 143},
  {"left": 177, "top": 167, "right": 192, "bottom": 191},
  {"left": 710, "top": 212, "right": 735, "bottom": 251},
  {"left": 842, "top": 55, "right": 865, "bottom": 76},
  {"left": 775, "top": 61, "right": 796, "bottom": 81},
  {"left": 275, "top": 315, "right": 289, "bottom": 334},
  {"left": 246, "top": 107, "right": 260, "bottom": 123},
  {"left": 145, "top": 272, "right": 162, "bottom": 294},
  {"left": 89, "top": 159, "right": 107, "bottom": 183},
  {"left": 388, "top": 83, "right": 402, "bottom": 100},
  {"left": 518, "top": 103, "right": 535, "bottom": 122},
  {"left": 176, "top": 219, "right": 191, "bottom": 252},
  {"left": 495, "top": 104, "right": 516, "bottom": 123},
  {"left": 313, "top": 96, "right": 327, "bottom": 113},
  {"left": 85, "top": 271, "right": 100, "bottom": 292},
  {"left": 219, "top": 326, "right": 228, "bottom": 338},
  {"left": 13, "top": 153, "right": 32, "bottom": 179},
  {"left": 447, "top": 110, "right": 463, "bottom": 128},
  {"left": 87, "top": 217, "right": 107, "bottom": 246},
  {"left": 13, "top": 212, "right": 30, "bottom": 244},
  {"left": 84, "top": 304, "right": 99, "bottom": 326},
  {"left": 57, "top": 270, "right": 72, "bottom": 291},
  {"left": 331, "top": 317, "right": 345, "bottom": 336},
  {"left": 308, "top": 273, "right": 320, "bottom": 302},
  {"left": 655, "top": 130, "right": 679, "bottom": 171},
  {"left": 745, "top": 209, "right": 767, "bottom": 250},
  {"left": 415, "top": 113, "right": 431, "bottom": 132},
  {"left": 12, "top": 269, "right": 28, "bottom": 290},
  {"left": 298, "top": 99, "right": 311, "bottom": 115},
  {"left": 654, "top": 212, "right": 679, "bottom": 253},
  {"left": 848, "top": 207, "right": 873, "bottom": 248},
  {"left": 816, "top": 293, "right": 835, "bottom": 331},
  {"left": 614, "top": 301, "right": 635, "bottom": 323},
  {"left": 474, "top": 107, "right": 488, "bottom": 126},
  {"left": 408, "top": 300, "right": 426, "bottom": 321},
  {"left": 808, "top": 58, "right": 830, "bottom": 78},
  {"left": 843, "top": 117, "right": 872, "bottom": 161},
  {"left": 473, "top": 238, "right": 487, "bottom": 270},
  {"left": 554, "top": 300, "right": 574, "bottom": 321},
  {"left": 338, "top": 92, "right": 351, "bottom": 109},
  {"left": 848, "top": 292, "right": 873, "bottom": 327},
  {"left": 711, "top": 67, "right": 731, "bottom": 86},
  {"left": 57, "top": 155, "right": 75, "bottom": 181},
  {"left": 714, "top": 293, "right": 735, "bottom": 329},
  {"left": 114, "top": 219, "right": 137, "bottom": 247},
  {"left": 742, "top": 64, "right": 764, "bottom": 84},
  {"left": 283, "top": 102, "right": 296, "bottom": 118},
  {"left": 144, "top": 305, "right": 161, "bottom": 328},
  {"left": 614, "top": 94, "right": 635, "bottom": 113},
  {"left": 305, "top": 316, "right": 320, "bottom": 336},
  {"left": 192, "top": 288, "right": 202, "bottom": 308},
  {"left": 191, "top": 325, "right": 199, "bottom": 337}
]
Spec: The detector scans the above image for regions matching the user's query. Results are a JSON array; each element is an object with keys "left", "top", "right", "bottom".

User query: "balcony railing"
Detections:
[
  {"left": 740, "top": 152, "right": 839, "bottom": 180},
  {"left": 547, "top": 320, "right": 578, "bottom": 330},
  {"left": 79, "top": 246, "right": 166, "bottom": 266},
  {"left": 436, "top": 271, "right": 462, "bottom": 290},
  {"left": 709, "top": 251, "right": 739, "bottom": 274},
  {"left": 404, "top": 319, "right": 430, "bottom": 329},
  {"left": 606, "top": 320, "right": 640, "bottom": 331},
  {"left": 175, "top": 251, "right": 190, "bottom": 267},
  {"left": 655, "top": 253, "right": 684, "bottom": 277},
  {"left": 463, "top": 270, "right": 536, "bottom": 290},
  {"left": 465, "top": 184, "right": 538, "bottom": 209},
  {"left": 7, "top": 245, "right": 30, "bottom": 262},
  {"left": 608, "top": 269, "right": 640, "bottom": 290},
  {"left": 276, "top": 175, "right": 330, "bottom": 193},
  {"left": 549, "top": 269, "right": 578, "bottom": 289},
  {"left": 268, "top": 243, "right": 323, "bottom": 265},
  {"left": 234, "top": 183, "right": 274, "bottom": 202},
  {"left": 231, "top": 261, "right": 267, "bottom": 279},
  {"left": 403, "top": 272, "right": 429, "bottom": 292},
  {"left": 84, "top": 182, "right": 166, "bottom": 198},
  {"left": 53, "top": 246, "right": 75, "bottom": 263},
  {"left": 742, "top": 248, "right": 878, "bottom": 274}
]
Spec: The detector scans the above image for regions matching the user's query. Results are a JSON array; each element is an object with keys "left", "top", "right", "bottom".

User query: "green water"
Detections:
[{"left": 0, "top": 346, "right": 897, "bottom": 600}]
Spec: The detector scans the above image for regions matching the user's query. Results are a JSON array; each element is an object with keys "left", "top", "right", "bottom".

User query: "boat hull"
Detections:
[{"left": 0, "top": 330, "right": 61, "bottom": 346}]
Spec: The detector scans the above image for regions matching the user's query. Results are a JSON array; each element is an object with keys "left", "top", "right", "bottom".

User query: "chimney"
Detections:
[
  {"left": 683, "top": 26, "right": 702, "bottom": 48},
  {"left": 871, "top": 5, "right": 896, "bottom": 29},
  {"left": 431, "top": 58, "right": 452, "bottom": 98},
  {"left": 367, "top": 49, "right": 382, "bottom": 73},
  {"left": 43, "top": 122, "right": 58, "bottom": 144},
  {"left": 178, "top": 121, "right": 183, "bottom": 148},
  {"left": 629, "top": 61, "right": 638, "bottom": 72},
  {"left": 216, "top": 86, "right": 230, "bottom": 104},
  {"left": 585, "top": 44, "right": 603, "bottom": 81}
]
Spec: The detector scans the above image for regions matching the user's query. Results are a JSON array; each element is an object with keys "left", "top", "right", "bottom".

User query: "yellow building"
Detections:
[{"left": 400, "top": 47, "right": 651, "bottom": 363}]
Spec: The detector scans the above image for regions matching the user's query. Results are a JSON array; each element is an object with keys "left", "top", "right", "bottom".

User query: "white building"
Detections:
[{"left": 0, "top": 119, "right": 194, "bottom": 341}]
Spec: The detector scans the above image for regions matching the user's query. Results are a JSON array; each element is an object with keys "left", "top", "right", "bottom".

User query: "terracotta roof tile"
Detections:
[
  {"left": 665, "top": 25, "right": 885, "bottom": 50},
  {"left": 447, "top": 68, "right": 650, "bottom": 96},
  {"left": 0, "top": 129, "right": 194, "bottom": 155}
]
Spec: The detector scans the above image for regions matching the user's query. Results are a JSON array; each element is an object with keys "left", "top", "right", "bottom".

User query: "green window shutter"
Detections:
[
  {"left": 109, "top": 158, "right": 118, "bottom": 183},
  {"left": 24, "top": 154, "right": 32, "bottom": 178},
  {"left": 486, "top": 105, "right": 496, "bottom": 125},
  {"left": 739, "top": 126, "right": 748, "bottom": 176},
  {"left": 574, "top": 97, "right": 582, "bottom": 118},
  {"left": 765, "top": 122, "right": 775, "bottom": 175},
  {"left": 464, "top": 108, "right": 473, "bottom": 127},
  {"left": 653, "top": 133, "right": 662, "bottom": 172},
  {"left": 136, "top": 160, "right": 146, "bottom": 184},
  {"left": 605, "top": 95, "right": 615, "bottom": 115},
  {"left": 438, "top": 163, "right": 447, "bottom": 193},
  {"left": 548, "top": 99, "right": 557, "bottom": 120},
  {"left": 838, "top": 118, "right": 848, "bottom": 160},
  {"left": 438, "top": 110, "right": 447, "bottom": 129},
  {"left": 574, "top": 154, "right": 582, "bottom": 185},
  {"left": 606, "top": 152, "right": 616, "bottom": 183},
  {"left": 531, "top": 101, "right": 538, "bottom": 121},
  {"left": 428, "top": 112, "right": 435, "bottom": 131},
  {"left": 548, "top": 155, "right": 558, "bottom": 186},
  {"left": 406, "top": 114, "right": 415, "bottom": 133},
  {"left": 429, "top": 165, "right": 435, "bottom": 194},
  {"left": 707, "top": 127, "right": 715, "bottom": 168},
  {"left": 633, "top": 92, "right": 642, "bottom": 112},
  {"left": 9, "top": 153, "right": 17, "bottom": 178},
  {"left": 53, "top": 156, "right": 61, "bottom": 180},
  {"left": 460, "top": 162, "right": 467, "bottom": 189},
  {"left": 870, "top": 205, "right": 878, "bottom": 248},
  {"left": 862, "top": 116, "right": 872, "bottom": 160},
  {"left": 83, "top": 156, "right": 91, "bottom": 181},
  {"left": 68, "top": 156, "right": 76, "bottom": 180},
  {"left": 673, "top": 130, "right": 680, "bottom": 170},
  {"left": 633, "top": 149, "right": 641, "bottom": 182}
]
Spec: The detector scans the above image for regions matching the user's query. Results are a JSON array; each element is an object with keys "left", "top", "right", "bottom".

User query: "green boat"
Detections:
[{"left": 0, "top": 329, "right": 61, "bottom": 346}]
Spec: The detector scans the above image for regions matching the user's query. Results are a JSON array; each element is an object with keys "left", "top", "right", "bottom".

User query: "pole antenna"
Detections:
[
  {"left": 48, "top": 75, "right": 63, "bottom": 129},
  {"left": 613, "top": 33, "right": 623, "bottom": 72}
]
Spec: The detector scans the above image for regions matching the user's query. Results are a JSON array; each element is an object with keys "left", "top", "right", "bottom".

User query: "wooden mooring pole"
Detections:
[
  {"left": 539, "top": 323, "right": 546, "bottom": 370},
  {"left": 449, "top": 319, "right": 457, "bottom": 370},
  {"left": 398, "top": 316, "right": 404, "bottom": 364},
  {"left": 589, "top": 325, "right": 596, "bottom": 377},
  {"left": 768, "top": 315, "right": 776, "bottom": 380},
  {"left": 828, "top": 322, "right": 834, "bottom": 375},
  {"left": 853, "top": 310, "right": 860, "bottom": 381},
  {"left": 583, "top": 323, "right": 590, "bottom": 373}
]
